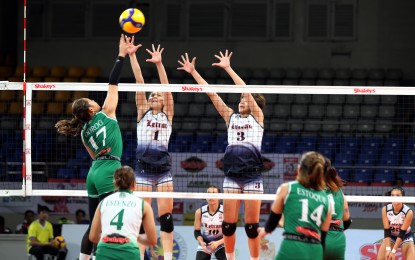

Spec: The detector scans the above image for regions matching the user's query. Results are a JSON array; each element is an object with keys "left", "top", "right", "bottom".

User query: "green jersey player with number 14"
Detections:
[{"left": 258, "top": 152, "right": 332, "bottom": 260}]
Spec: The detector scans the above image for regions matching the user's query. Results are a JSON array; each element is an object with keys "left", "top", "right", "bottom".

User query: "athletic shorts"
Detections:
[
  {"left": 390, "top": 233, "right": 414, "bottom": 246},
  {"left": 223, "top": 176, "right": 264, "bottom": 193},
  {"left": 86, "top": 160, "right": 121, "bottom": 198},
  {"left": 196, "top": 243, "right": 225, "bottom": 254},
  {"left": 135, "top": 168, "right": 173, "bottom": 187},
  {"left": 324, "top": 230, "right": 346, "bottom": 260},
  {"left": 95, "top": 243, "right": 140, "bottom": 260},
  {"left": 277, "top": 239, "right": 323, "bottom": 260}
]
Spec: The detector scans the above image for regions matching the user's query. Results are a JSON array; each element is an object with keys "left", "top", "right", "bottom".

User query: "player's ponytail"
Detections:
[{"left": 55, "top": 117, "right": 83, "bottom": 136}]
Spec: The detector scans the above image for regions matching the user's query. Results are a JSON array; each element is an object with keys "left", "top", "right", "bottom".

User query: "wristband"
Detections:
[
  {"left": 391, "top": 249, "right": 396, "bottom": 254},
  {"left": 386, "top": 246, "right": 391, "bottom": 251}
]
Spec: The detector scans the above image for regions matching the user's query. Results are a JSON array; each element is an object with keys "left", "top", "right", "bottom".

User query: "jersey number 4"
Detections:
[{"left": 110, "top": 209, "right": 125, "bottom": 230}]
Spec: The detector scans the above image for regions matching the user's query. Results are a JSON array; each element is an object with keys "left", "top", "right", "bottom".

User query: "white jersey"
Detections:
[
  {"left": 227, "top": 113, "right": 263, "bottom": 148},
  {"left": 136, "top": 110, "right": 172, "bottom": 172},
  {"left": 223, "top": 113, "right": 263, "bottom": 176},
  {"left": 99, "top": 190, "right": 144, "bottom": 245},
  {"left": 197, "top": 204, "right": 225, "bottom": 254},
  {"left": 200, "top": 204, "right": 224, "bottom": 243},
  {"left": 386, "top": 203, "right": 412, "bottom": 236}
]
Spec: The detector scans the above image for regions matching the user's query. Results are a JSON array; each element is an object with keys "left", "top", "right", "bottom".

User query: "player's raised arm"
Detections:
[
  {"left": 178, "top": 53, "right": 233, "bottom": 123},
  {"left": 147, "top": 44, "right": 174, "bottom": 122},
  {"left": 127, "top": 37, "right": 147, "bottom": 122},
  {"left": 102, "top": 34, "right": 131, "bottom": 119},
  {"left": 212, "top": 50, "right": 264, "bottom": 126}
]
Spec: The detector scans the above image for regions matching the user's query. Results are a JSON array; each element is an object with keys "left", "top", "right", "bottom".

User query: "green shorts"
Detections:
[
  {"left": 324, "top": 230, "right": 346, "bottom": 260},
  {"left": 276, "top": 239, "right": 323, "bottom": 260},
  {"left": 96, "top": 243, "right": 140, "bottom": 260},
  {"left": 86, "top": 160, "right": 121, "bottom": 198}
]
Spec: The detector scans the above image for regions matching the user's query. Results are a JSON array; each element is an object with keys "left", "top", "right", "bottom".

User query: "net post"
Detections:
[{"left": 23, "top": 83, "right": 33, "bottom": 196}]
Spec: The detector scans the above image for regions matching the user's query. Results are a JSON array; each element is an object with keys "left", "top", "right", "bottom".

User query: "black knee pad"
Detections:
[
  {"left": 159, "top": 213, "right": 174, "bottom": 233},
  {"left": 222, "top": 221, "right": 237, "bottom": 237},
  {"left": 245, "top": 223, "right": 259, "bottom": 238}
]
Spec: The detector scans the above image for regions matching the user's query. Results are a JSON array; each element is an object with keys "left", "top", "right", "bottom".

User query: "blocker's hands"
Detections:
[
  {"left": 212, "top": 49, "right": 233, "bottom": 69},
  {"left": 126, "top": 36, "right": 142, "bottom": 55},
  {"left": 177, "top": 53, "right": 197, "bottom": 74},
  {"left": 146, "top": 44, "right": 164, "bottom": 64}
]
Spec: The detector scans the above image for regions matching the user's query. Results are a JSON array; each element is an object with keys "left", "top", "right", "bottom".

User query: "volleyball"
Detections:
[
  {"left": 53, "top": 236, "right": 66, "bottom": 249},
  {"left": 119, "top": 8, "right": 145, "bottom": 34}
]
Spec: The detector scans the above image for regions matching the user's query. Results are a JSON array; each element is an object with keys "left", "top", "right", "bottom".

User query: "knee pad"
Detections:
[
  {"left": 159, "top": 213, "right": 174, "bottom": 233},
  {"left": 222, "top": 221, "right": 237, "bottom": 237},
  {"left": 245, "top": 223, "right": 259, "bottom": 238}
]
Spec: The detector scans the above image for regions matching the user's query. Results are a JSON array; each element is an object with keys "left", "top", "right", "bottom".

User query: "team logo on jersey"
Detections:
[{"left": 180, "top": 156, "right": 207, "bottom": 172}]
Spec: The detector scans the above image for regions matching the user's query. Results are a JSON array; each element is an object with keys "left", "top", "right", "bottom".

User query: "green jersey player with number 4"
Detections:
[
  {"left": 89, "top": 166, "right": 157, "bottom": 260},
  {"left": 258, "top": 152, "right": 332, "bottom": 260}
]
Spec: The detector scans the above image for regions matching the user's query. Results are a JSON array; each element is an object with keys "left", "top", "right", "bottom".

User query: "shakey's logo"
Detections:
[
  {"left": 354, "top": 88, "right": 375, "bottom": 94},
  {"left": 180, "top": 156, "right": 207, "bottom": 172},
  {"left": 34, "top": 84, "right": 56, "bottom": 89},
  {"left": 182, "top": 86, "right": 203, "bottom": 92}
]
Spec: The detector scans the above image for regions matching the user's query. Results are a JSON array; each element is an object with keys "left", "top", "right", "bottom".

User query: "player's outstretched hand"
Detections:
[
  {"left": 146, "top": 44, "right": 164, "bottom": 64},
  {"left": 126, "top": 36, "right": 142, "bottom": 56},
  {"left": 119, "top": 34, "right": 131, "bottom": 57},
  {"left": 177, "top": 53, "right": 196, "bottom": 74},
  {"left": 212, "top": 49, "right": 233, "bottom": 69}
]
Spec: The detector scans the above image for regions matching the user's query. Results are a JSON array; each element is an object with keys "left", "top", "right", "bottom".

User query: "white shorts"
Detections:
[
  {"left": 135, "top": 169, "right": 173, "bottom": 187},
  {"left": 223, "top": 176, "right": 264, "bottom": 193}
]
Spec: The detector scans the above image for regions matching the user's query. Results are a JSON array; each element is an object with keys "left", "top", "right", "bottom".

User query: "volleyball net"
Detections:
[{"left": 1, "top": 81, "right": 415, "bottom": 204}]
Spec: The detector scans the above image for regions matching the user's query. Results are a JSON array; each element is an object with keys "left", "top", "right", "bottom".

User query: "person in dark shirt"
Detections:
[{"left": 15, "top": 210, "right": 35, "bottom": 234}]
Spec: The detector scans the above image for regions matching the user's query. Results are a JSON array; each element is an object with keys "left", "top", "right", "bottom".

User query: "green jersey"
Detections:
[
  {"left": 324, "top": 189, "right": 346, "bottom": 260},
  {"left": 276, "top": 181, "right": 330, "bottom": 260},
  {"left": 283, "top": 181, "right": 330, "bottom": 236},
  {"left": 326, "top": 189, "right": 344, "bottom": 228},
  {"left": 81, "top": 111, "right": 122, "bottom": 158},
  {"left": 82, "top": 111, "right": 123, "bottom": 197}
]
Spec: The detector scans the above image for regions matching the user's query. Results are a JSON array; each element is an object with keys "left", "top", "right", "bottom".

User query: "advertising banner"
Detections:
[{"left": 62, "top": 226, "right": 397, "bottom": 260}]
